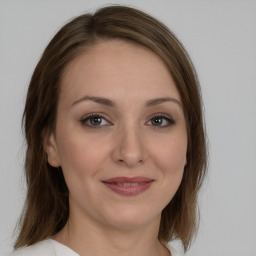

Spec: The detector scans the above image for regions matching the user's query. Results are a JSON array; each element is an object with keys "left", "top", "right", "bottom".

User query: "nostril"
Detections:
[{"left": 111, "top": 139, "right": 146, "bottom": 167}]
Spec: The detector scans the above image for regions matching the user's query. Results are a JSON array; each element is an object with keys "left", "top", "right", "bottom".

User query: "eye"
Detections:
[
  {"left": 147, "top": 114, "right": 175, "bottom": 127},
  {"left": 80, "top": 114, "right": 110, "bottom": 128}
]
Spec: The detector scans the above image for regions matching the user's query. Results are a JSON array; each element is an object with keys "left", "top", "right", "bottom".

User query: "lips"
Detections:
[{"left": 102, "top": 177, "right": 154, "bottom": 196}]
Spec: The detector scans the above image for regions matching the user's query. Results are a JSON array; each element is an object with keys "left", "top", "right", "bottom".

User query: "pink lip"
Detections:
[{"left": 102, "top": 177, "right": 154, "bottom": 196}]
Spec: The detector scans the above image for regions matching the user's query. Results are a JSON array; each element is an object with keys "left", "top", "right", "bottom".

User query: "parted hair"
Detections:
[{"left": 16, "top": 5, "right": 207, "bottom": 251}]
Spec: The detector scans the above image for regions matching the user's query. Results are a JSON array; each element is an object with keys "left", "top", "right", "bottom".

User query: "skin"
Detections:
[{"left": 45, "top": 40, "right": 187, "bottom": 256}]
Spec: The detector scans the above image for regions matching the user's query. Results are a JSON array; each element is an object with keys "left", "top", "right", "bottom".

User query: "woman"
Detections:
[{"left": 7, "top": 5, "right": 207, "bottom": 256}]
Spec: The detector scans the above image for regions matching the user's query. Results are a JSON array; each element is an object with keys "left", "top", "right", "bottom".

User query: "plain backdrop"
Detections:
[{"left": 0, "top": 0, "right": 255, "bottom": 255}]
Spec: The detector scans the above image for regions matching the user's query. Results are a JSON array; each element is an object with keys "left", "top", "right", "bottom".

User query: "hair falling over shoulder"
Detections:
[{"left": 16, "top": 5, "right": 207, "bottom": 252}]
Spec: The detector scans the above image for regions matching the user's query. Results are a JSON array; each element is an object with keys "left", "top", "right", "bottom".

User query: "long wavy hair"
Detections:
[{"left": 16, "top": 5, "right": 207, "bottom": 252}]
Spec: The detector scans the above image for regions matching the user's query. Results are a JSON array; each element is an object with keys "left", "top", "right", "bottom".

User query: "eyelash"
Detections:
[
  {"left": 80, "top": 113, "right": 111, "bottom": 129},
  {"left": 147, "top": 113, "right": 175, "bottom": 128},
  {"left": 80, "top": 112, "right": 175, "bottom": 129}
]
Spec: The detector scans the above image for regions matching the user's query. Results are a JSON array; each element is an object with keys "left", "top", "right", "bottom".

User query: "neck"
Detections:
[{"left": 53, "top": 208, "right": 169, "bottom": 256}]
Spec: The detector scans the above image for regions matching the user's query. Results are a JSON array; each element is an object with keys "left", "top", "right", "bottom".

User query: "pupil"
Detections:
[
  {"left": 91, "top": 117, "right": 102, "bottom": 125},
  {"left": 152, "top": 117, "right": 162, "bottom": 125}
]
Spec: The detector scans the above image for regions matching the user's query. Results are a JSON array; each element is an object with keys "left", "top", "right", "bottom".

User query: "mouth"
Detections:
[{"left": 102, "top": 177, "right": 155, "bottom": 196}]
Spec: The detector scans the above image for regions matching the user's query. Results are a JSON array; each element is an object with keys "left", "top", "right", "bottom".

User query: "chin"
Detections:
[{"left": 100, "top": 207, "right": 161, "bottom": 230}]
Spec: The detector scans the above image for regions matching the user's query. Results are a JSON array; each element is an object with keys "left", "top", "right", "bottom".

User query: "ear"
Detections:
[{"left": 44, "top": 131, "right": 60, "bottom": 167}]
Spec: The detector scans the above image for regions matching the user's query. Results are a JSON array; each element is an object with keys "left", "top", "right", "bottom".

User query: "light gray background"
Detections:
[{"left": 0, "top": 0, "right": 255, "bottom": 255}]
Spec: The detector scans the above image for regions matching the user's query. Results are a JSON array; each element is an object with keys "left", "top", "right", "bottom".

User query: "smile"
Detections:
[
  {"left": 102, "top": 177, "right": 154, "bottom": 196},
  {"left": 116, "top": 183, "right": 141, "bottom": 186}
]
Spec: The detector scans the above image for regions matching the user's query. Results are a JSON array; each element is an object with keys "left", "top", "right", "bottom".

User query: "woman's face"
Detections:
[{"left": 46, "top": 40, "right": 187, "bottom": 230}]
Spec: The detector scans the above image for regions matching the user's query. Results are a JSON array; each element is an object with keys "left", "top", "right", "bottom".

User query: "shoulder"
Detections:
[
  {"left": 4, "top": 240, "right": 54, "bottom": 256},
  {"left": 166, "top": 244, "right": 183, "bottom": 256}
]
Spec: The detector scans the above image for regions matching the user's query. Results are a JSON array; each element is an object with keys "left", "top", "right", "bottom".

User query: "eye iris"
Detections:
[
  {"left": 152, "top": 117, "right": 163, "bottom": 126},
  {"left": 90, "top": 117, "right": 102, "bottom": 125}
]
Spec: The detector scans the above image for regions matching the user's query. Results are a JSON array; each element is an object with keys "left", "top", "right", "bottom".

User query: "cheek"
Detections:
[
  {"left": 140, "top": 133, "right": 187, "bottom": 214},
  {"left": 153, "top": 134, "right": 187, "bottom": 173},
  {"left": 151, "top": 133, "right": 187, "bottom": 198},
  {"left": 55, "top": 136, "right": 107, "bottom": 205},
  {"left": 55, "top": 130, "right": 107, "bottom": 181}
]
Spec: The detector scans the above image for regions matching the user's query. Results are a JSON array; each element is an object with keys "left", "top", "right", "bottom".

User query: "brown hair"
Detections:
[{"left": 16, "top": 5, "right": 207, "bottom": 251}]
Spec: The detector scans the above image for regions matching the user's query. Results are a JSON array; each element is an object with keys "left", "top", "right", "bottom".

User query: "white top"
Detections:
[{"left": 3, "top": 239, "right": 182, "bottom": 256}]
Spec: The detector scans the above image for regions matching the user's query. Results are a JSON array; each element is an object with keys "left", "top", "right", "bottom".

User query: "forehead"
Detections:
[{"left": 60, "top": 39, "right": 181, "bottom": 105}]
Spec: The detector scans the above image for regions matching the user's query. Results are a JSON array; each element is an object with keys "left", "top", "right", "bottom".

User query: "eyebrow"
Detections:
[
  {"left": 71, "top": 96, "right": 181, "bottom": 108},
  {"left": 145, "top": 97, "right": 182, "bottom": 107}
]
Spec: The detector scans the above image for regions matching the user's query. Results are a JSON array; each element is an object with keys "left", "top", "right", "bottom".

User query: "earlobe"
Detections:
[{"left": 44, "top": 132, "right": 60, "bottom": 167}]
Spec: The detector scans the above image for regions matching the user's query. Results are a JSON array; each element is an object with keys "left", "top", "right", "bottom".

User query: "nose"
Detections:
[{"left": 111, "top": 125, "right": 147, "bottom": 168}]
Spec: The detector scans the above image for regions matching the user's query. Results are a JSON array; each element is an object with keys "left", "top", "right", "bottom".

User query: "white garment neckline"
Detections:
[
  {"left": 48, "top": 239, "right": 80, "bottom": 256},
  {"left": 48, "top": 238, "right": 180, "bottom": 256}
]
